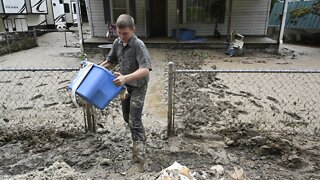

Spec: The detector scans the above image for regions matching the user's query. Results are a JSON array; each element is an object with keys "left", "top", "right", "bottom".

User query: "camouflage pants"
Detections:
[{"left": 121, "top": 85, "right": 147, "bottom": 142}]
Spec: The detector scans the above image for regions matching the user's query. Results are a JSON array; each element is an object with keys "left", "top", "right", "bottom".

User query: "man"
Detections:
[{"left": 100, "top": 14, "right": 151, "bottom": 171}]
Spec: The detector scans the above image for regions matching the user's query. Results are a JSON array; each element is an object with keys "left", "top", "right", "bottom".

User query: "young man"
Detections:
[{"left": 100, "top": 14, "right": 151, "bottom": 171}]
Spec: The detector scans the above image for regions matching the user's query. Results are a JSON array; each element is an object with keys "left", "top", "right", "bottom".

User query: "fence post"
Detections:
[
  {"left": 64, "top": 31, "right": 68, "bottom": 47},
  {"left": 33, "top": 27, "right": 37, "bottom": 37},
  {"left": 168, "top": 62, "right": 174, "bottom": 137}
]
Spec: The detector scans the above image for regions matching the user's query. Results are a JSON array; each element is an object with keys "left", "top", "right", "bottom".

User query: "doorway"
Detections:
[{"left": 149, "top": 0, "right": 166, "bottom": 37}]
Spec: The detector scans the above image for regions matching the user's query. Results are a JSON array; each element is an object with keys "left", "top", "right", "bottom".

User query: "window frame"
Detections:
[
  {"left": 110, "top": 0, "right": 130, "bottom": 23},
  {"left": 182, "top": 0, "right": 226, "bottom": 24}
]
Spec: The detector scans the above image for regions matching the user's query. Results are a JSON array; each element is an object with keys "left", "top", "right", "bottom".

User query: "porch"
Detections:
[{"left": 83, "top": 36, "right": 278, "bottom": 53}]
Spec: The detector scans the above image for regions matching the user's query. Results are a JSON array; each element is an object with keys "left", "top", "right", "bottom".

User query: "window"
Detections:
[
  {"left": 185, "top": 0, "right": 226, "bottom": 23},
  {"left": 64, "top": 3, "right": 70, "bottom": 13},
  {"left": 73, "top": 3, "right": 76, "bottom": 14},
  {"left": 111, "top": 0, "right": 129, "bottom": 22}
]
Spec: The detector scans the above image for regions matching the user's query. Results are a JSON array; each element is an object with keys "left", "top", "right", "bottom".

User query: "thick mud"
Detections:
[{"left": 1, "top": 47, "right": 320, "bottom": 179}]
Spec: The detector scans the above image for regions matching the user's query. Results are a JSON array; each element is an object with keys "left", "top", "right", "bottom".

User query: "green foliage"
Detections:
[
  {"left": 190, "top": 50, "right": 209, "bottom": 59},
  {"left": 289, "top": 1, "right": 320, "bottom": 19},
  {"left": 270, "top": 0, "right": 278, "bottom": 13},
  {"left": 78, "top": 54, "right": 87, "bottom": 61},
  {"left": 290, "top": 7, "right": 311, "bottom": 18}
]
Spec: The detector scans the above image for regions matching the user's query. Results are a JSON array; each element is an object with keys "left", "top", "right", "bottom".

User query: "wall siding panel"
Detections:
[
  {"left": 167, "top": 0, "right": 271, "bottom": 37},
  {"left": 89, "top": 0, "right": 271, "bottom": 37},
  {"left": 90, "top": 0, "right": 146, "bottom": 37}
]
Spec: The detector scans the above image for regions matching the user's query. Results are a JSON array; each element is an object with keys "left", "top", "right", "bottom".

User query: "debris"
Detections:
[
  {"left": 225, "top": 137, "right": 235, "bottom": 146},
  {"left": 8, "top": 161, "right": 82, "bottom": 179},
  {"left": 44, "top": 102, "right": 59, "bottom": 108},
  {"left": 31, "top": 94, "right": 44, "bottom": 100},
  {"left": 210, "top": 165, "right": 225, "bottom": 177},
  {"left": 100, "top": 158, "right": 112, "bottom": 166},
  {"left": 287, "top": 154, "right": 303, "bottom": 168},
  {"left": 229, "top": 167, "right": 249, "bottom": 180},
  {"left": 157, "top": 161, "right": 195, "bottom": 180}
]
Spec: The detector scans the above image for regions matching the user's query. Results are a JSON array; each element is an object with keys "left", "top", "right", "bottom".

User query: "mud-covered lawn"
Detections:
[{"left": 1, "top": 32, "right": 320, "bottom": 179}]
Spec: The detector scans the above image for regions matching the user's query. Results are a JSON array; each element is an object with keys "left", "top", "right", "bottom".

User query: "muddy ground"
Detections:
[{"left": 0, "top": 32, "right": 320, "bottom": 179}]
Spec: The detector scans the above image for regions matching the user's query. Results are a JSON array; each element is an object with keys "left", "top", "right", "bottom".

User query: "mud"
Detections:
[{"left": 1, "top": 31, "right": 320, "bottom": 179}]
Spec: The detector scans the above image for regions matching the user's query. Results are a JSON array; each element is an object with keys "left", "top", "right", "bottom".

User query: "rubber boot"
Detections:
[{"left": 132, "top": 141, "right": 145, "bottom": 173}]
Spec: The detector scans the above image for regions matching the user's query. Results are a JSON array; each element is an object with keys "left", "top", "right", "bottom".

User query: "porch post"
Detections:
[
  {"left": 176, "top": 1, "right": 180, "bottom": 42},
  {"left": 227, "top": 0, "right": 233, "bottom": 42},
  {"left": 75, "top": 0, "right": 84, "bottom": 54},
  {"left": 278, "top": 0, "right": 288, "bottom": 53},
  {"left": 85, "top": 0, "right": 94, "bottom": 37}
]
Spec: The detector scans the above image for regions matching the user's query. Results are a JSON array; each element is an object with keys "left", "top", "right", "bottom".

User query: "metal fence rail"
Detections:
[
  {"left": 0, "top": 68, "right": 89, "bottom": 131},
  {"left": 167, "top": 62, "right": 320, "bottom": 137}
]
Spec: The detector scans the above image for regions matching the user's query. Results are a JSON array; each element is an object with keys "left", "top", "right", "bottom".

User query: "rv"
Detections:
[{"left": 0, "top": 0, "right": 77, "bottom": 32}]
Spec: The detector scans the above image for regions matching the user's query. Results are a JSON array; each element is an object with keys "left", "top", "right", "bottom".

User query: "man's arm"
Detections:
[
  {"left": 113, "top": 68, "right": 149, "bottom": 86},
  {"left": 100, "top": 39, "right": 119, "bottom": 69}
]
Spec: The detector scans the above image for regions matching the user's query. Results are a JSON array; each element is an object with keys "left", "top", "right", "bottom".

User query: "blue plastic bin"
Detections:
[
  {"left": 69, "top": 64, "right": 124, "bottom": 109},
  {"left": 172, "top": 29, "right": 196, "bottom": 41}
]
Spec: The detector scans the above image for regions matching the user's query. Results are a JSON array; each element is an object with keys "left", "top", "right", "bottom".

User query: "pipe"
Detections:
[{"left": 278, "top": 0, "right": 288, "bottom": 53}]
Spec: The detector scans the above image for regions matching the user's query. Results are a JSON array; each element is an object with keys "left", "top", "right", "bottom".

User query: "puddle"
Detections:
[{"left": 145, "top": 76, "right": 167, "bottom": 126}]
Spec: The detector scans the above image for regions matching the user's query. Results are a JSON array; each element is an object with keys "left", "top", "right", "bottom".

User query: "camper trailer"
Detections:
[
  {"left": 46, "top": 0, "right": 77, "bottom": 29},
  {"left": 0, "top": 0, "right": 77, "bottom": 32}
]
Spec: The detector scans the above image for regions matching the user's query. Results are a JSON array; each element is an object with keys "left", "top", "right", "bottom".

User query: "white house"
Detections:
[{"left": 85, "top": 0, "right": 273, "bottom": 38}]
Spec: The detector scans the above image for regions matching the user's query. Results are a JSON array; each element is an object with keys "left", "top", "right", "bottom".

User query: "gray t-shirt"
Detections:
[{"left": 107, "top": 35, "right": 152, "bottom": 87}]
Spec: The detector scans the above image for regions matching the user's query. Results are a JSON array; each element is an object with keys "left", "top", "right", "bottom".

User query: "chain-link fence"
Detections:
[
  {"left": 167, "top": 62, "right": 320, "bottom": 137},
  {"left": 0, "top": 68, "right": 88, "bottom": 131}
]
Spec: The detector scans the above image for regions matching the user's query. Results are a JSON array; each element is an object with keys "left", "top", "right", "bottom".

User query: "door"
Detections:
[
  {"left": 5, "top": 19, "right": 14, "bottom": 32},
  {"left": 149, "top": 0, "right": 166, "bottom": 37},
  {"left": 52, "top": 0, "right": 65, "bottom": 23},
  {"left": 15, "top": 18, "right": 28, "bottom": 31}
]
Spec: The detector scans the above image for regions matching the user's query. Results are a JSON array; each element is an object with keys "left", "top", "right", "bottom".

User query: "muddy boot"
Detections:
[{"left": 131, "top": 141, "right": 145, "bottom": 173}]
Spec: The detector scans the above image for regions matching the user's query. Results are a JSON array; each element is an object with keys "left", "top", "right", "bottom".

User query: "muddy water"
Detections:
[{"left": 143, "top": 49, "right": 168, "bottom": 128}]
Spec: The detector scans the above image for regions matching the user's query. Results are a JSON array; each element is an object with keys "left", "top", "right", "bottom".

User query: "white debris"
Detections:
[
  {"left": 157, "top": 161, "right": 196, "bottom": 180},
  {"left": 229, "top": 167, "right": 249, "bottom": 180},
  {"left": 210, "top": 165, "right": 225, "bottom": 176}
]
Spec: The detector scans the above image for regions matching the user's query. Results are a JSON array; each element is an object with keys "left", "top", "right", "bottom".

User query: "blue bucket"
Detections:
[{"left": 69, "top": 64, "right": 124, "bottom": 109}]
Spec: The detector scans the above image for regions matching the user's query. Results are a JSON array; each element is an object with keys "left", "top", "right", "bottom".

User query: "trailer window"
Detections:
[
  {"left": 73, "top": 3, "right": 76, "bottom": 14},
  {"left": 64, "top": 3, "right": 70, "bottom": 13}
]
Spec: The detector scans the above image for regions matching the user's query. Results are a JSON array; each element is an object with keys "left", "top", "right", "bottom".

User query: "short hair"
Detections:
[{"left": 116, "top": 14, "right": 135, "bottom": 29}]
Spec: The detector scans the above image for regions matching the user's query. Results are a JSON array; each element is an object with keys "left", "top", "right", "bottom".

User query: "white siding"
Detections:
[
  {"left": 167, "top": 0, "right": 176, "bottom": 37},
  {"left": 25, "top": 15, "right": 46, "bottom": 27},
  {"left": 135, "top": 0, "right": 146, "bottom": 36},
  {"left": 89, "top": 0, "right": 270, "bottom": 37},
  {"left": 88, "top": 0, "right": 106, "bottom": 37},
  {"left": 231, "top": 0, "right": 270, "bottom": 35},
  {"left": 168, "top": 0, "right": 271, "bottom": 37},
  {"left": 88, "top": 0, "right": 146, "bottom": 37}
]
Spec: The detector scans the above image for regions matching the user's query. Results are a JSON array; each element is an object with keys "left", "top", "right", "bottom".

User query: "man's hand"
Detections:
[
  {"left": 119, "top": 88, "right": 129, "bottom": 100},
  {"left": 113, "top": 72, "right": 127, "bottom": 86}
]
